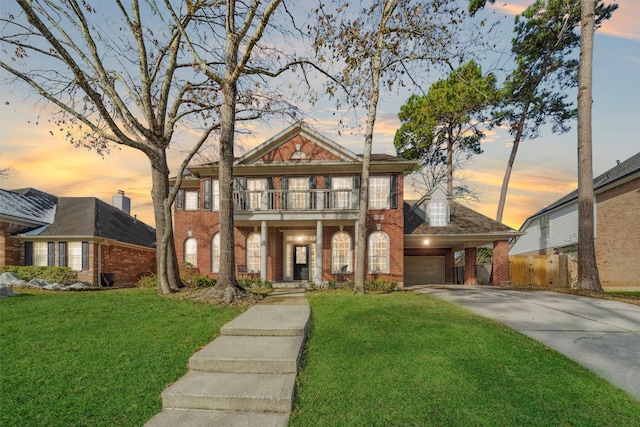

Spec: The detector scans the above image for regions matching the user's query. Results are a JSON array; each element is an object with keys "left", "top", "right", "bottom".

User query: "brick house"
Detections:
[
  {"left": 510, "top": 152, "right": 640, "bottom": 288},
  {"left": 172, "top": 122, "right": 519, "bottom": 287},
  {"left": 0, "top": 188, "right": 156, "bottom": 286}
]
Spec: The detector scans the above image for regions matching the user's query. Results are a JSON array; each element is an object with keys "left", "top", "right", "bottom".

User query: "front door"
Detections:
[{"left": 293, "top": 245, "right": 310, "bottom": 281}]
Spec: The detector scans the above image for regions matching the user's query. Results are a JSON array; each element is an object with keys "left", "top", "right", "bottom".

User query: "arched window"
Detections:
[
  {"left": 246, "top": 233, "right": 261, "bottom": 273},
  {"left": 331, "top": 231, "right": 352, "bottom": 273},
  {"left": 184, "top": 237, "right": 197, "bottom": 267},
  {"left": 368, "top": 231, "right": 389, "bottom": 273},
  {"left": 211, "top": 233, "right": 220, "bottom": 273}
]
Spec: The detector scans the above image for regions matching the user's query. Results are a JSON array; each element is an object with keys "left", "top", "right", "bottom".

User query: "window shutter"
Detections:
[
  {"left": 390, "top": 175, "right": 398, "bottom": 209},
  {"left": 233, "top": 178, "right": 247, "bottom": 210},
  {"left": 197, "top": 190, "right": 201, "bottom": 209},
  {"left": 353, "top": 175, "right": 360, "bottom": 189},
  {"left": 281, "top": 177, "right": 288, "bottom": 209},
  {"left": 266, "top": 177, "right": 274, "bottom": 189},
  {"left": 58, "top": 242, "right": 67, "bottom": 267},
  {"left": 25, "top": 242, "right": 33, "bottom": 265},
  {"left": 176, "top": 190, "right": 184, "bottom": 210},
  {"left": 203, "top": 179, "right": 211, "bottom": 210},
  {"left": 309, "top": 176, "right": 316, "bottom": 209},
  {"left": 323, "top": 176, "right": 331, "bottom": 189},
  {"left": 82, "top": 242, "right": 89, "bottom": 271},
  {"left": 47, "top": 242, "right": 55, "bottom": 267}
]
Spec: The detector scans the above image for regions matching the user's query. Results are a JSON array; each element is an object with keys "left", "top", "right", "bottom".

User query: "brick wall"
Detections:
[
  {"left": 101, "top": 244, "right": 156, "bottom": 285},
  {"left": 595, "top": 177, "right": 640, "bottom": 287},
  {"left": 0, "top": 222, "right": 24, "bottom": 266},
  {"left": 493, "top": 240, "right": 510, "bottom": 286}
]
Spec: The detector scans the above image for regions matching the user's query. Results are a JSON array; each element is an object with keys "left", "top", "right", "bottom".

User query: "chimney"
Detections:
[{"left": 112, "top": 190, "right": 131, "bottom": 215}]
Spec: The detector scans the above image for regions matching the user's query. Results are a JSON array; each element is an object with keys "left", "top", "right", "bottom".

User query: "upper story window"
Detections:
[
  {"left": 332, "top": 177, "right": 352, "bottom": 209},
  {"left": 203, "top": 179, "right": 220, "bottom": 211},
  {"left": 184, "top": 190, "right": 199, "bottom": 210},
  {"left": 247, "top": 178, "right": 267, "bottom": 210},
  {"left": 369, "top": 176, "right": 390, "bottom": 209},
  {"left": 540, "top": 214, "right": 550, "bottom": 239},
  {"left": 428, "top": 201, "right": 447, "bottom": 226},
  {"left": 289, "top": 177, "right": 309, "bottom": 209}
]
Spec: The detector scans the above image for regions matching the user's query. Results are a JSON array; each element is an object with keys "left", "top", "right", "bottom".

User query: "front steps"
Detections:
[{"left": 145, "top": 290, "right": 310, "bottom": 426}]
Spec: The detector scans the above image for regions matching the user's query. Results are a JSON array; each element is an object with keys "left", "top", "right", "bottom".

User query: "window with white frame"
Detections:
[
  {"left": 331, "top": 231, "right": 352, "bottom": 273},
  {"left": 184, "top": 237, "right": 197, "bottom": 266},
  {"left": 289, "top": 177, "right": 308, "bottom": 209},
  {"left": 33, "top": 241, "right": 48, "bottom": 266},
  {"left": 540, "top": 214, "right": 550, "bottom": 239},
  {"left": 247, "top": 179, "right": 266, "bottom": 210},
  {"left": 68, "top": 242, "right": 84, "bottom": 271},
  {"left": 368, "top": 231, "right": 390, "bottom": 273},
  {"left": 212, "top": 180, "right": 220, "bottom": 211},
  {"left": 211, "top": 233, "right": 220, "bottom": 273},
  {"left": 369, "top": 176, "right": 390, "bottom": 209},
  {"left": 429, "top": 201, "right": 447, "bottom": 226},
  {"left": 246, "top": 233, "right": 261, "bottom": 272},
  {"left": 184, "top": 190, "right": 199, "bottom": 210},
  {"left": 332, "top": 177, "right": 352, "bottom": 209}
]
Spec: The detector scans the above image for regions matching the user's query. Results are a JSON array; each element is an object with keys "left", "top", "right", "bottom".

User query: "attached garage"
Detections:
[{"left": 404, "top": 256, "right": 445, "bottom": 285}]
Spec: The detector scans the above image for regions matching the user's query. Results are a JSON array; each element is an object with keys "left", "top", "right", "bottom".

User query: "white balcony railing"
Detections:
[{"left": 233, "top": 189, "right": 359, "bottom": 211}]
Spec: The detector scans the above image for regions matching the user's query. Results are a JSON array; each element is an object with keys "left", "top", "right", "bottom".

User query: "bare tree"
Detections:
[
  {"left": 1, "top": 1, "right": 299, "bottom": 295},
  {"left": 312, "top": 0, "right": 469, "bottom": 293}
]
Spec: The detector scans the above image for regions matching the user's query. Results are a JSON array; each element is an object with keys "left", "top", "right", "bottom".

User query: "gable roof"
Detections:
[
  {"left": 182, "top": 121, "right": 417, "bottom": 177},
  {"left": 521, "top": 151, "right": 640, "bottom": 225},
  {"left": 0, "top": 188, "right": 57, "bottom": 226},
  {"left": 404, "top": 200, "right": 517, "bottom": 236},
  {"left": 236, "top": 121, "right": 361, "bottom": 164},
  {"left": 22, "top": 197, "right": 156, "bottom": 248}
]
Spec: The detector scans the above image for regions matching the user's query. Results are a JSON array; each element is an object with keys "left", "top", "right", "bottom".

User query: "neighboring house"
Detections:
[
  {"left": 172, "top": 122, "right": 520, "bottom": 287},
  {"left": 0, "top": 188, "right": 156, "bottom": 286},
  {"left": 510, "top": 152, "right": 640, "bottom": 288}
]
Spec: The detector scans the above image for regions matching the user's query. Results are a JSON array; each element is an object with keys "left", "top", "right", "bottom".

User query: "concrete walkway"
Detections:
[
  {"left": 418, "top": 286, "right": 640, "bottom": 401},
  {"left": 145, "top": 289, "right": 309, "bottom": 426}
]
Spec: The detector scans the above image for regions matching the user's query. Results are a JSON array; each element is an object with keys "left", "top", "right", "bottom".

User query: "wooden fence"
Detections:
[{"left": 508, "top": 255, "right": 577, "bottom": 288}]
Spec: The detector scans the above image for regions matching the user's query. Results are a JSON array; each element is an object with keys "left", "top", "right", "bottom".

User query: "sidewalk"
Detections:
[
  {"left": 145, "top": 289, "right": 309, "bottom": 426},
  {"left": 418, "top": 286, "right": 640, "bottom": 401}
]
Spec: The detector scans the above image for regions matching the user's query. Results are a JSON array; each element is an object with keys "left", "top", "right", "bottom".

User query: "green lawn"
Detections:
[
  {"left": 0, "top": 288, "right": 243, "bottom": 427},
  {"left": 289, "top": 292, "right": 640, "bottom": 427}
]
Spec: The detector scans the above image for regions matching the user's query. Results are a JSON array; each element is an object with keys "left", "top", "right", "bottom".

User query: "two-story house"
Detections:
[{"left": 173, "top": 122, "right": 520, "bottom": 287}]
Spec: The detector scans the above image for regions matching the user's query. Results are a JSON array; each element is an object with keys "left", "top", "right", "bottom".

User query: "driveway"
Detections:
[{"left": 417, "top": 286, "right": 640, "bottom": 401}]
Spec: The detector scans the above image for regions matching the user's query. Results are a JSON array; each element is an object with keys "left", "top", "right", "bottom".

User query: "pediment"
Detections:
[{"left": 235, "top": 122, "right": 360, "bottom": 165}]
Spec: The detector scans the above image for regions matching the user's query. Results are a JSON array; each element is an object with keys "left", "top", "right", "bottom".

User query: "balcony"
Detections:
[{"left": 233, "top": 189, "right": 359, "bottom": 212}]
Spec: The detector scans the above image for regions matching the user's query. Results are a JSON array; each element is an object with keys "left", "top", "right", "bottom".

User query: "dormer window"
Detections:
[{"left": 429, "top": 201, "right": 447, "bottom": 226}]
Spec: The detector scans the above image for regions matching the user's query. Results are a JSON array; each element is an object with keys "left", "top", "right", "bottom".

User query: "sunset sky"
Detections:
[{"left": 1, "top": 0, "right": 638, "bottom": 230}]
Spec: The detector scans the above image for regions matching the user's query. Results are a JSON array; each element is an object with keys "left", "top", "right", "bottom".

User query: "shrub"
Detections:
[
  {"left": 0, "top": 266, "right": 77, "bottom": 285},
  {"left": 191, "top": 275, "right": 216, "bottom": 288},
  {"left": 136, "top": 274, "right": 157, "bottom": 288},
  {"left": 327, "top": 279, "right": 338, "bottom": 290},
  {"left": 238, "top": 277, "right": 273, "bottom": 292},
  {"left": 365, "top": 277, "right": 398, "bottom": 292}
]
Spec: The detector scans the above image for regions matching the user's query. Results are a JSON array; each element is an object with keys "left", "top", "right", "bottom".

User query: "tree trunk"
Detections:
[
  {"left": 446, "top": 125, "right": 454, "bottom": 196},
  {"left": 355, "top": 0, "right": 395, "bottom": 295},
  {"left": 149, "top": 151, "right": 181, "bottom": 294},
  {"left": 576, "top": 0, "right": 603, "bottom": 292},
  {"left": 495, "top": 104, "right": 529, "bottom": 223}
]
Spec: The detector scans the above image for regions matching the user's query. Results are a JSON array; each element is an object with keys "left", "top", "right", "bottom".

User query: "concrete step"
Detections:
[
  {"left": 221, "top": 303, "right": 310, "bottom": 337},
  {"left": 161, "top": 371, "right": 296, "bottom": 413},
  {"left": 145, "top": 408, "right": 290, "bottom": 427},
  {"left": 189, "top": 335, "right": 305, "bottom": 374}
]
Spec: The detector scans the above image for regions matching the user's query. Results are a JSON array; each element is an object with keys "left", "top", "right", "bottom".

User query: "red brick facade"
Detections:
[
  {"left": 0, "top": 222, "right": 24, "bottom": 266},
  {"left": 595, "top": 177, "right": 640, "bottom": 287}
]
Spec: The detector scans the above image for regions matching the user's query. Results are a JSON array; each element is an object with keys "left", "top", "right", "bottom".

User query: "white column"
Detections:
[
  {"left": 261, "top": 221, "right": 268, "bottom": 281},
  {"left": 315, "top": 220, "right": 323, "bottom": 284}
]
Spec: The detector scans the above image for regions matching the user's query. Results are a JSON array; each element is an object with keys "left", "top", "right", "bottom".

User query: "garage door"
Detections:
[{"left": 404, "top": 256, "right": 445, "bottom": 285}]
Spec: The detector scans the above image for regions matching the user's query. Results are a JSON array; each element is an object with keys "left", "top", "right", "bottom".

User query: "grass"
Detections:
[
  {"left": 0, "top": 288, "right": 243, "bottom": 427},
  {"left": 289, "top": 291, "right": 640, "bottom": 427}
]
